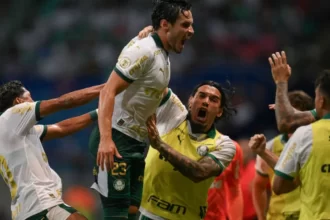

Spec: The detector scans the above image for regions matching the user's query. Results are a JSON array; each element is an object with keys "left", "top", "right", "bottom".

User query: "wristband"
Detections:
[{"left": 89, "top": 109, "right": 98, "bottom": 121}]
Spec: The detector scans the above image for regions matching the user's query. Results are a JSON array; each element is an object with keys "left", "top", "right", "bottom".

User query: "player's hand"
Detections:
[
  {"left": 146, "top": 114, "right": 161, "bottom": 148},
  {"left": 138, "top": 25, "right": 154, "bottom": 39},
  {"left": 97, "top": 139, "right": 122, "bottom": 171},
  {"left": 248, "top": 134, "right": 267, "bottom": 155},
  {"left": 269, "top": 104, "right": 275, "bottom": 110},
  {"left": 268, "top": 51, "right": 292, "bottom": 84}
]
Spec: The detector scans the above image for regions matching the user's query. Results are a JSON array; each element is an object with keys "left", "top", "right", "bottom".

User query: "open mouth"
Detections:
[{"left": 196, "top": 108, "right": 207, "bottom": 121}]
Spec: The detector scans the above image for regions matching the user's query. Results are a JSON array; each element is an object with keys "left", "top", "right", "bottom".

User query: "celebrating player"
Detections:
[
  {"left": 252, "top": 91, "right": 314, "bottom": 220},
  {"left": 139, "top": 81, "right": 236, "bottom": 220},
  {"left": 90, "top": 0, "right": 194, "bottom": 219},
  {"left": 0, "top": 80, "right": 103, "bottom": 220}
]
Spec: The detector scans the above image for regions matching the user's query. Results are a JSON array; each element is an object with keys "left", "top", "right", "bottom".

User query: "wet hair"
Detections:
[
  {"left": 315, "top": 70, "right": 330, "bottom": 101},
  {"left": 190, "top": 80, "right": 237, "bottom": 121},
  {"left": 288, "top": 90, "right": 314, "bottom": 111},
  {"left": 0, "top": 80, "right": 25, "bottom": 112},
  {"left": 151, "top": 0, "right": 192, "bottom": 30}
]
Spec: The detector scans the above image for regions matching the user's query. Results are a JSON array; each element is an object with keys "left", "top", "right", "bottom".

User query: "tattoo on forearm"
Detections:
[
  {"left": 156, "top": 141, "right": 221, "bottom": 182},
  {"left": 275, "top": 82, "right": 314, "bottom": 132}
]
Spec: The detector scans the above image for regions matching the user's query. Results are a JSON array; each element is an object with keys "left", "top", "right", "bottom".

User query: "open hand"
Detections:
[
  {"left": 248, "top": 134, "right": 267, "bottom": 155},
  {"left": 97, "top": 139, "right": 122, "bottom": 171},
  {"left": 269, "top": 51, "right": 291, "bottom": 84}
]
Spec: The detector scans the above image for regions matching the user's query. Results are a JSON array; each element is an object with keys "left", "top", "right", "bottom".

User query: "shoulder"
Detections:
[{"left": 215, "top": 134, "right": 236, "bottom": 149}]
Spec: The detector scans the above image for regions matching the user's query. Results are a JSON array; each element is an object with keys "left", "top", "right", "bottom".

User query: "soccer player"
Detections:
[
  {"left": 139, "top": 81, "right": 237, "bottom": 220},
  {"left": 205, "top": 141, "right": 243, "bottom": 220},
  {"left": 250, "top": 71, "right": 330, "bottom": 219},
  {"left": 252, "top": 91, "right": 314, "bottom": 220},
  {"left": 270, "top": 51, "right": 318, "bottom": 133},
  {"left": 0, "top": 80, "right": 103, "bottom": 220},
  {"left": 90, "top": 0, "right": 194, "bottom": 219}
]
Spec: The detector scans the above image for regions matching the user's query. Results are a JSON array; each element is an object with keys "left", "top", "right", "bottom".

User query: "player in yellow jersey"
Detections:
[
  {"left": 250, "top": 52, "right": 330, "bottom": 219},
  {"left": 138, "top": 81, "right": 237, "bottom": 220},
  {"left": 252, "top": 91, "right": 314, "bottom": 220}
]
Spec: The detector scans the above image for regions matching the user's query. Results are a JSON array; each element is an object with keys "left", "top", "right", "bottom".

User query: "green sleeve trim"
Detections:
[
  {"left": 310, "top": 109, "right": 318, "bottom": 120},
  {"left": 159, "top": 89, "right": 172, "bottom": 107},
  {"left": 35, "top": 101, "right": 41, "bottom": 121},
  {"left": 40, "top": 125, "right": 48, "bottom": 141},
  {"left": 114, "top": 67, "right": 134, "bottom": 83},
  {"left": 274, "top": 170, "right": 294, "bottom": 181},
  {"left": 89, "top": 110, "right": 98, "bottom": 121},
  {"left": 256, "top": 170, "right": 269, "bottom": 177},
  {"left": 206, "top": 153, "right": 224, "bottom": 173}
]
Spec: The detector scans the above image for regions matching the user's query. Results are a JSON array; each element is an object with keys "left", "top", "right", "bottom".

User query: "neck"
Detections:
[
  {"left": 155, "top": 30, "right": 170, "bottom": 52},
  {"left": 319, "top": 109, "right": 330, "bottom": 119},
  {"left": 188, "top": 117, "right": 212, "bottom": 134}
]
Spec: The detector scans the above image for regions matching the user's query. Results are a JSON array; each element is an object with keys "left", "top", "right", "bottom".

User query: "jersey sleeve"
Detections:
[
  {"left": 34, "top": 125, "right": 48, "bottom": 140},
  {"left": 156, "top": 89, "right": 188, "bottom": 136},
  {"left": 2, "top": 102, "right": 42, "bottom": 135},
  {"left": 255, "top": 138, "right": 275, "bottom": 176},
  {"left": 114, "top": 39, "right": 153, "bottom": 83},
  {"left": 208, "top": 135, "right": 236, "bottom": 172},
  {"left": 274, "top": 125, "right": 313, "bottom": 180}
]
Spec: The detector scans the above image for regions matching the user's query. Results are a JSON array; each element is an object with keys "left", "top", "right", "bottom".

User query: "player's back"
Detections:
[
  {"left": 0, "top": 102, "right": 63, "bottom": 220},
  {"left": 112, "top": 34, "right": 171, "bottom": 142},
  {"left": 299, "top": 119, "right": 330, "bottom": 219}
]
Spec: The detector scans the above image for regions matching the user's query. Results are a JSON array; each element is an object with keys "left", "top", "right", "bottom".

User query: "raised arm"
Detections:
[
  {"left": 269, "top": 51, "right": 316, "bottom": 133},
  {"left": 38, "top": 110, "right": 98, "bottom": 141},
  {"left": 146, "top": 115, "right": 236, "bottom": 183},
  {"left": 39, "top": 84, "right": 104, "bottom": 118}
]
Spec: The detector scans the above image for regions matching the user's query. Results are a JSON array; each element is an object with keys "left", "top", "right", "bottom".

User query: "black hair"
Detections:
[
  {"left": 151, "top": 0, "right": 192, "bottom": 30},
  {"left": 190, "top": 80, "right": 237, "bottom": 121},
  {"left": 315, "top": 70, "right": 330, "bottom": 101},
  {"left": 288, "top": 90, "right": 314, "bottom": 111},
  {"left": 0, "top": 80, "right": 25, "bottom": 112}
]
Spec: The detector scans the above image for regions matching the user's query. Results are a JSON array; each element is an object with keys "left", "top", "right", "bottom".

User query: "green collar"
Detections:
[
  {"left": 322, "top": 113, "right": 330, "bottom": 119},
  {"left": 151, "top": 33, "right": 168, "bottom": 55},
  {"left": 281, "top": 133, "right": 289, "bottom": 143},
  {"left": 207, "top": 126, "right": 216, "bottom": 139}
]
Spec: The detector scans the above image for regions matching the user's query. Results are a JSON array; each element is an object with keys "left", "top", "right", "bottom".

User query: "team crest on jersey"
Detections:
[
  {"left": 197, "top": 145, "right": 209, "bottom": 156},
  {"left": 118, "top": 57, "right": 131, "bottom": 69},
  {"left": 113, "top": 179, "right": 125, "bottom": 191}
]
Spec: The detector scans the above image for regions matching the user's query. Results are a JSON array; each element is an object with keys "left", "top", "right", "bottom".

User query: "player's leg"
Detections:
[
  {"left": 47, "top": 204, "right": 87, "bottom": 220},
  {"left": 129, "top": 158, "right": 146, "bottom": 220}
]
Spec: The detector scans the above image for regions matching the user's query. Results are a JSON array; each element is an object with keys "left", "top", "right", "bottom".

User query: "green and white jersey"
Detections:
[
  {"left": 112, "top": 33, "right": 171, "bottom": 142},
  {"left": 0, "top": 102, "right": 63, "bottom": 220}
]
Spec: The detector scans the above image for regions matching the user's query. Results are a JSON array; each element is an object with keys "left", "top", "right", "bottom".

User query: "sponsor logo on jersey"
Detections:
[
  {"left": 113, "top": 179, "right": 125, "bottom": 191},
  {"left": 321, "top": 164, "right": 330, "bottom": 173},
  {"left": 197, "top": 145, "right": 209, "bottom": 156},
  {"left": 118, "top": 57, "right": 131, "bottom": 69},
  {"left": 148, "top": 195, "right": 187, "bottom": 215}
]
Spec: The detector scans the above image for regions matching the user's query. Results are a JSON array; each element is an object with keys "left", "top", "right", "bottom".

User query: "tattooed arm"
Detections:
[
  {"left": 39, "top": 84, "right": 104, "bottom": 118},
  {"left": 275, "top": 82, "right": 315, "bottom": 133},
  {"left": 155, "top": 142, "right": 222, "bottom": 183},
  {"left": 147, "top": 115, "right": 236, "bottom": 183}
]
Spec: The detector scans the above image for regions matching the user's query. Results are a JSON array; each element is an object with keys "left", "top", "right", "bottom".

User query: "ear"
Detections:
[
  {"left": 188, "top": 96, "right": 193, "bottom": 109},
  {"left": 216, "top": 108, "right": 223, "bottom": 118},
  {"left": 13, "top": 97, "right": 23, "bottom": 105},
  {"left": 160, "top": 19, "right": 170, "bottom": 31}
]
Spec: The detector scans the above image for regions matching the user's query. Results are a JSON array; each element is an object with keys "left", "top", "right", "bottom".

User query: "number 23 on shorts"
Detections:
[{"left": 111, "top": 162, "right": 127, "bottom": 176}]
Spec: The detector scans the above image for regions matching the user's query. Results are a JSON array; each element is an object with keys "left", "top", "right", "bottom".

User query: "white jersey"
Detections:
[
  {"left": 112, "top": 33, "right": 171, "bottom": 142},
  {"left": 0, "top": 102, "right": 63, "bottom": 220}
]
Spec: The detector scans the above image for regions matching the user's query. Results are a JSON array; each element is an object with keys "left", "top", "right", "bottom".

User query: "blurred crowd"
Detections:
[{"left": 1, "top": 0, "right": 330, "bottom": 219}]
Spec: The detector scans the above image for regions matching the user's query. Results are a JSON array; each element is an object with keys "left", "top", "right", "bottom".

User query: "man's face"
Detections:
[
  {"left": 189, "top": 85, "right": 223, "bottom": 130},
  {"left": 16, "top": 88, "right": 34, "bottom": 104},
  {"left": 167, "top": 10, "right": 194, "bottom": 54}
]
